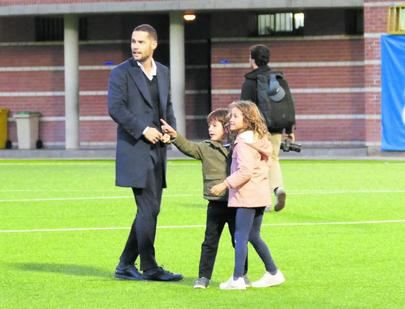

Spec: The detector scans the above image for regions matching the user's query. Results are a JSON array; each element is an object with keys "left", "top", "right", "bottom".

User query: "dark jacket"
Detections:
[
  {"left": 240, "top": 65, "right": 293, "bottom": 134},
  {"left": 108, "top": 58, "right": 176, "bottom": 188},
  {"left": 173, "top": 133, "right": 229, "bottom": 201}
]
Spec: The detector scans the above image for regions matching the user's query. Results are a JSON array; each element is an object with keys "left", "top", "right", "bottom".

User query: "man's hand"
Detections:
[
  {"left": 160, "top": 119, "right": 177, "bottom": 139},
  {"left": 143, "top": 127, "right": 163, "bottom": 144},
  {"left": 210, "top": 182, "right": 227, "bottom": 196},
  {"left": 286, "top": 133, "right": 295, "bottom": 142}
]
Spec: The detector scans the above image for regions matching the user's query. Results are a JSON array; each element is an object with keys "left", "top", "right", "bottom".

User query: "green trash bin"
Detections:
[
  {"left": 14, "top": 111, "right": 41, "bottom": 149},
  {"left": 0, "top": 108, "right": 10, "bottom": 149}
]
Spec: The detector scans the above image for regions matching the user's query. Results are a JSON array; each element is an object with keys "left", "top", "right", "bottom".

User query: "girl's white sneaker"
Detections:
[
  {"left": 219, "top": 276, "right": 246, "bottom": 290},
  {"left": 251, "top": 270, "right": 285, "bottom": 288},
  {"left": 243, "top": 275, "right": 251, "bottom": 287}
]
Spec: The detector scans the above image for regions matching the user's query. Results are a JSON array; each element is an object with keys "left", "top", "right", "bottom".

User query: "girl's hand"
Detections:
[
  {"left": 160, "top": 119, "right": 177, "bottom": 138},
  {"left": 210, "top": 182, "right": 227, "bottom": 196}
]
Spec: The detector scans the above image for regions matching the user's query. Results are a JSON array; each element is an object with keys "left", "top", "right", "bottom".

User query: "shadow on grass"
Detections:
[
  {"left": 10, "top": 262, "right": 113, "bottom": 279},
  {"left": 10, "top": 262, "right": 194, "bottom": 286}
]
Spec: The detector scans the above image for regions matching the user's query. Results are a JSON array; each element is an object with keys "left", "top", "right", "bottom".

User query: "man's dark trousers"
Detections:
[{"left": 119, "top": 146, "right": 164, "bottom": 272}]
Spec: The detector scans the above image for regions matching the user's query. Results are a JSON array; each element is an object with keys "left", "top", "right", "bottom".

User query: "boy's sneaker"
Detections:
[
  {"left": 193, "top": 277, "right": 209, "bottom": 289},
  {"left": 243, "top": 275, "right": 251, "bottom": 287},
  {"left": 252, "top": 270, "right": 285, "bottom": 288},
  {"left": 274, "top": 188, "right": 286, "bottom": 212},
  {"left": 219, "top": 276, "right": 246, "bottom": 290}
]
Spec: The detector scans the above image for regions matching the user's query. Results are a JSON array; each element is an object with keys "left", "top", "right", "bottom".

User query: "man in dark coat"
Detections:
[{"left": 108, "top": 24, "right": 182, "bottom": 281}]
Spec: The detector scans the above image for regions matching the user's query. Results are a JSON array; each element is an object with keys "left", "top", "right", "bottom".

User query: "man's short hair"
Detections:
[
  {"left": 250, "top": 44, "right": 270, "bottom": 67},
  {"left": 207, "top": 108, "right": 228, "bottom": 126},
  {"left": 133, "top": 24, "right": 158, "bottom": 41}
]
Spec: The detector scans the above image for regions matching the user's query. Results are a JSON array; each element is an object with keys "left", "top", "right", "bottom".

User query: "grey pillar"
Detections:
[
  {"left": 64, "top": 15, "right": 80, "bottom": 149},
  {"left": 169, "top": 12, "right": 186, "bottom": 136}
]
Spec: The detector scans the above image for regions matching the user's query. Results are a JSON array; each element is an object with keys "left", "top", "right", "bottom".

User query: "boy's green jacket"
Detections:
[{"left": 173, "top": 133, "right": 229, "bottom": 201}]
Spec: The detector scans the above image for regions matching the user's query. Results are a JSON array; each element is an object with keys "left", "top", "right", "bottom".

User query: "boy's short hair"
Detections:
[{"left": 207, "top": 108, "right": 229, "bottom": 126}]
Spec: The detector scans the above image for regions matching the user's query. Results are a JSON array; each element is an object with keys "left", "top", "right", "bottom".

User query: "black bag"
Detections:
[{"left": 256, "top": 71, "right": 296, "bottom": 131}]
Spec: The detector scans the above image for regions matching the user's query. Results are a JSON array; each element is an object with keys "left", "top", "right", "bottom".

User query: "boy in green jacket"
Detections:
[{"left": 161, "top": 108, "right": 248, "bottom": 289}]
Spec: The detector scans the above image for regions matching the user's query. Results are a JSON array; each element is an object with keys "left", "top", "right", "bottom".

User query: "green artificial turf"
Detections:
[{"left": 0, "top": 160, "right": 404, "bottom": 308}]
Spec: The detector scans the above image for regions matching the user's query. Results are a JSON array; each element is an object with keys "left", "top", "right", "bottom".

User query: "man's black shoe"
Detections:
[
  {"left": 115, "top": 264, "right": 143, "bottom": 280},
  {"left": 142, "top": 267, "right": 183, "bottom": 281}
]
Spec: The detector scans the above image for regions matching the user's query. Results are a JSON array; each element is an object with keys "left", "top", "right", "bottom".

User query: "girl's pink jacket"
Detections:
[{"left": 225, "top": 131, "right": 272, "bottom": 208}]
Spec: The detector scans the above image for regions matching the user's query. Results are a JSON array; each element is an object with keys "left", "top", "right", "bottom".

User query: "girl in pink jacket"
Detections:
[{"left": 211, "top": 101, "right": 285, "bottom": 290}]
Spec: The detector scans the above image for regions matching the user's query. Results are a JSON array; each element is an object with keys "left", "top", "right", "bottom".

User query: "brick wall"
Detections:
[
  {"left": 0, "top": 5, "right": 392, "bottom": 149},
  {"left": 0, "top": 13, "right": 211, "bottom": 146},
  {"left": 363, "top": 0, "right": 392, "bottom": 147},
  {"left": 210, "top": 37, "right": 366, "bottom": 145},
  {"left": 0, "top": 0, "right": 150, "bottom": 5}
]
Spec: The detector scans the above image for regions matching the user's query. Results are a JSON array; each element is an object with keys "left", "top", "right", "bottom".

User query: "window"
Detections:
[
  {"left": 344, "top": 9, "right": 363, "bottom": 35},
  {"left": 257, "top": 12, "right": 304, "bottom": 35},
  {"left": 35, "top": 17, "right": 88, "bottom": 41},
  {"left": 35, "top": 17, "right": 63, "bottom": 41},
  {"left": 258, "top": 12, "right": 304, "bottom": 35},
  {"left": 388, "top": 6, "right": 405, "bottom": 34}
]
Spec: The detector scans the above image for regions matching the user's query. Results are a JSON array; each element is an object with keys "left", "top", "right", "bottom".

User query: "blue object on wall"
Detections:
[{"left": 381, "top": 35, "right": 405, "bottom": 151}]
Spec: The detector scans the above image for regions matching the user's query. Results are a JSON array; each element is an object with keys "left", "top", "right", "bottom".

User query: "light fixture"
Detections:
[{"left": 183, "top": 12, "right": 196, "bottom": 22}]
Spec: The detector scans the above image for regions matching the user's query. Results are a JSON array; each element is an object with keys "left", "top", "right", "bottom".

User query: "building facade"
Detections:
[{"left": 0, "top": 0, "right": 399, "bottom": 152}]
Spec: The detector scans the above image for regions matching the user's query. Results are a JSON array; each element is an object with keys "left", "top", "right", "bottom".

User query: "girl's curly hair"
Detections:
[{"left": 229, "top": 100, "right": 269, "bottom": 139}]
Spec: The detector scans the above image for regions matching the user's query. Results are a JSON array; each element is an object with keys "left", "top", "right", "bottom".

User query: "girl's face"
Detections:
[{"left": 229, "top": 107, "right": 245, "bottom": 133}]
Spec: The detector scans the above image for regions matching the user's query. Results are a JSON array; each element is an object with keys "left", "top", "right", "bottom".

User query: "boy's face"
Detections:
[{"left": 208, "top": 120, "right": 225, "bottom": 142}]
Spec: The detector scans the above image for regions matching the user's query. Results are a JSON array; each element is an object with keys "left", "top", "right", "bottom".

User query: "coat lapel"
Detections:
[
  {"left": 156, "top": 64, "right": 168, "bottom": 116},
  {"left": 127, "top": 59, "right": 153, "bottom": 107}
]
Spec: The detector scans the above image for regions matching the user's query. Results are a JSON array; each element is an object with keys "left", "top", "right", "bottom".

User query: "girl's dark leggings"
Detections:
[{"left": 233, "top": 207, "right": 277, "bottom": 278}]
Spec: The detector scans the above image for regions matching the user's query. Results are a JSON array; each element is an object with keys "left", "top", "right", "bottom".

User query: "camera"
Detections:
[{"left": 280, "top": 139, "right": 301, "bottom": 152}]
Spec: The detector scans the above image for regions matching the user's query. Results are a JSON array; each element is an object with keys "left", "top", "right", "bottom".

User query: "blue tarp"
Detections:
[{"left": 381, "top": 35, "right": 405, "bottom": 151}]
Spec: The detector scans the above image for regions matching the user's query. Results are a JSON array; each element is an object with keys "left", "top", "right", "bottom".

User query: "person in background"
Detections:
[{"left": 240, "top": 44, "right": 295, "bottom": 212}]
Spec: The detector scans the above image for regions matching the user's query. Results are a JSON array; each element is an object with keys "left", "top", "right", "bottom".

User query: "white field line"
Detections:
[
  {"left": 291, "top": 189, "right": 405, "bottom": 195},
  {"left": 0, "top": 196, "right": 130, "bottom": 203},
  {"left": 0, "top": 193, "right": 199, "bottom": 203},
  {"left": 0, "top": 163, "right": 114, "bottom": 166},
  {"left": 0, "top": 189, "right": 404, "bottom": 203},
  {"left": 0, "top": 162, "right": 197, "bottom": 166},
  {"left": 0, "top": 189, "right": 123, "bottom": 192},
  {"left": 1, "top": 219, "right": 405, "bottom": 234}
]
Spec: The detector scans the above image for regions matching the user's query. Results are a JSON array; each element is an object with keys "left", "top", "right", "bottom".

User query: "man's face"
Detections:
[
  {"left": 131, "top": 30, "right": 157, "bottom": 63},
  {"left": 249, "top": 55, "right": 256, "bottom": 69}
]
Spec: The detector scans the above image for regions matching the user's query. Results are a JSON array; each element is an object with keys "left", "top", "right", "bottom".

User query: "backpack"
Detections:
[{"left": 256, "top": 71, "right": 296, "bottom": 131}]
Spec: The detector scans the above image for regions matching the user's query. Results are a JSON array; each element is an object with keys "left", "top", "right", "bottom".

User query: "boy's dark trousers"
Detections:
[{"left": 198, "top": 201, "right": 247, "bottom": 279}]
